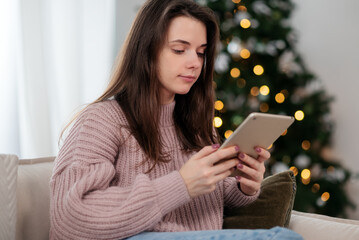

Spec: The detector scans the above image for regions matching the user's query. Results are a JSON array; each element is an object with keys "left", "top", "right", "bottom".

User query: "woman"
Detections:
[{"left": 50, "top": 0, "right": 302, "bottom": 239}]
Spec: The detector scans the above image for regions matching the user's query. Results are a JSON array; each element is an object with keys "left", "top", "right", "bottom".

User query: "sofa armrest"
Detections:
[
  {"left": 16, "top": 157, "right": 55, "bottom": 240},
  {"left": 0, "top": 154, "right": 19, "bottom": 240},
  {"left": 289, "top": 210, "right": 359, "bottom": 240}
]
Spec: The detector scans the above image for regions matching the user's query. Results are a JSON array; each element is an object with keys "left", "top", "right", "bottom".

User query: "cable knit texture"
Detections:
[{"left": 50, "top": 100, "right": 259, "bottom": 240}]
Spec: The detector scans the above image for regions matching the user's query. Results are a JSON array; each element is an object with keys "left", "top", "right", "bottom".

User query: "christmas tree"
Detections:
[{"left": 198, "top": 0, "right": 354, "bottom": 217}]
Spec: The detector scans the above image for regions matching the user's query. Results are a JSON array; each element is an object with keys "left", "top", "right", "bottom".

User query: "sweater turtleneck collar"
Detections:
[{"left": 160, "top": 101, "right": 175, "bottom": 127}]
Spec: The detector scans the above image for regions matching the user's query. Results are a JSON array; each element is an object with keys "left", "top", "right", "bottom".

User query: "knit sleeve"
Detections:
[
  {"left": 50, "top": 102, "right": 190, "bottom": 240},
  {"left": 223, "top": 177, "right": 260, "bottom": 208}
]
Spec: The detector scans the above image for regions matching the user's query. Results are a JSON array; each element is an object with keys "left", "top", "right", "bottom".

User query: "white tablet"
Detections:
[{"left": 218, "top": 112, "right": 295, "bottom": 176}]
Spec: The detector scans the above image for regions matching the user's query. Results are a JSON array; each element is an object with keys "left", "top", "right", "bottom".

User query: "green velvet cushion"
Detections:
[{"left": 223, "top": 170, "right": 296, "bottom": 229}]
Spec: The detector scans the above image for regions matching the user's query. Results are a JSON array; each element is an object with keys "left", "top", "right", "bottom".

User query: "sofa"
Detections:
[{"left": 1, "top": 154, "right": 359, "bottom": 240}]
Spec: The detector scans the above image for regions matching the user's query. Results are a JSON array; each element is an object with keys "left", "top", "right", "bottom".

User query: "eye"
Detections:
[
  {"left": 172, "top": 49, "right": 184, "bottom": 54},
  {"left": 197, "top": 52, "right": 205, "bottom": 58}
]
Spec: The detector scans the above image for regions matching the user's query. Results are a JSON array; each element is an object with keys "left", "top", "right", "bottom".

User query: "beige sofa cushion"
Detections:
[
  {"left": 16, "top": 157, "right": 54, "bottom": 240},
  {"left": 0, "top": 154, "right": 19, "bottom": 240},
  {"left": 290, "top": 210, "right": 359, "bottom": 240}
]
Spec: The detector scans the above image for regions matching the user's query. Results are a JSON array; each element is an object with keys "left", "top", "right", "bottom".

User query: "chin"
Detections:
[
  {"left": 176, "top": 85, "right": 195, "bottom": 95},
  {"left": 176, "top": 89, "right": 192, "bottom": 95}
]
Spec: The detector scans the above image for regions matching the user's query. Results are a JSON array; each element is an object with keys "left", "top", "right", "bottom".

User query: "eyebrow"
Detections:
[{"left": 169, "top": 39, "right": 207, "bottom": 47}]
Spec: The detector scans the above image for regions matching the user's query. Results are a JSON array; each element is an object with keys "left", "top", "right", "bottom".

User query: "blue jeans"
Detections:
[{"left": 126, "top": 227, "right": 303, "bottom": 240}]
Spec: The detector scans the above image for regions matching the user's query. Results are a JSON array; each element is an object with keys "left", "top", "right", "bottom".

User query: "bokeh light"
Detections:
[
  {"left": 290, "top": 166, "right": 298, "bottom": 176},
  {"left": 250, "top": 86, "right": 259, "bottom": 96},
  {"left": 240, "top": 49, "right": 251, "bottom": 59},
  {"left": 214, "top": 100, "right": 224, "bottom": 111},
  {"left": 237, "top": 6, "right": 247, "bottom": 11},
  {"left": 224, "top": 130, "right": 233, "bottom": 139},
  {"left": 232, "top": 115, "right": 243, "bottom": 126},
  {"left": 312, "top": 183, "right": 320, "bottom": 193},
  {"left": 301, "top": 171, "right": 311, "bottom": 187},
  {"left": 301, "top": 169, "right": 311, "bottom": 180},
  {"left": 230, "top": 68, "right": 241, "bottom": 78},
  {"left": 253, "top": 65, "right": 264, "bottom": 75},
  {"left": 240, "top": 19, "right": 251, "bottom": 29},
  {"left": 260, "top": 103, "right": 269, "bottom": 112},
  {"left": 295, "top": 110, "right": 305, "bottom": 121},
  {"left": 259, "top": 85, "right": 270, "bottom": 96},
  {"left": 302, "top": 140, "right": 311, "bottom": 150},
  {"left": 213, "top": 117, "right": 223, "bottom": 128},
  {"left": 302, "top": 178, "right": 311, "bottom": 185},
  {"left": 237, "top": 78, "right": 246, "bottom": 88},
  {"left": 321, "top": 192, "right": 330, "bottom": 202},
  {"left": 275, "top": 93, "right": 285, "bottom": 103}
]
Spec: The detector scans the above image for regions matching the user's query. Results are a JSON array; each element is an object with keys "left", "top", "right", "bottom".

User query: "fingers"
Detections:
[
  {"left": 212, "top": 158, "right": 239, "bottom": 175},
  {"left": 181, "top": 145, "right": 268, "bottom": 198},
  {"left": 237, "top": 150, "right": 267, "bottom": 176},
  {"left": 255, "top": 147, "right": 271, "bottom": 163},
  {"left": 238, "top": 152, "right": 261, "bottom": 171},
  {"left": 207, "top": 146, "right": 240, "bottom": 165},
  {"left": 235, "top": 175, "right": 261, "bottom": 195},
  {"left": 192, "top": 144, "right": 221, "bottom": 160},
  {"left": 235, "top": 157, "right": 264, "bottom": 196},
  {"left": 237, "top": 147, "right": 270, "bottom": 169},
  {"left": 236, "top": 156, "right": 264, "bottom": 182},
  {"left": 213, "top": 168, "right": 233, "bottom": 183},
  {"left": 233, "top": 147, "right": 270, "bottom": 195}
]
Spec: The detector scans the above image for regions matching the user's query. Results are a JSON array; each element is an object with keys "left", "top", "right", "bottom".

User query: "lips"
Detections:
[{"left": 179, "top": 75, "right": 197, "bottom": 82}]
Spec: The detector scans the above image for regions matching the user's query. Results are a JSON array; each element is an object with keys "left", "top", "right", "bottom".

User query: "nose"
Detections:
[{"left": 186, "top": 51, "right": 203, "bottom": 69}]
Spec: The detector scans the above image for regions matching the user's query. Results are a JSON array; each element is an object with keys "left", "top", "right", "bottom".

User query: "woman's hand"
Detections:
[
  {"left": 179, "top": 144, "right": 240, "bottom": 198},
  {"left": 234, "top": 147, "right": 270, "bottom": 196}
]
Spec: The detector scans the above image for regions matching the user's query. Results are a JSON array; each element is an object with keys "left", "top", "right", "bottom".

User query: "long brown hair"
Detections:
[{"left": 62, "top": 0, "right": 220, "bottom": 171}]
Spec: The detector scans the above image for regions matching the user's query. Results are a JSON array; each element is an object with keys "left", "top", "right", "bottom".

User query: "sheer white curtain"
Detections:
[{"left": 0, "top": 0, "right": 117, "bottom": 159}]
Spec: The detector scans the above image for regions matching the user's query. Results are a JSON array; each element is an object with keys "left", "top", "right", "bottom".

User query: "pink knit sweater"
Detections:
[{"left": 50, "top": 100, "right": 259, "bottom": 240}]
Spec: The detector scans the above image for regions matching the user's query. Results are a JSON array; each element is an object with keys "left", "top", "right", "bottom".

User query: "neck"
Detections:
[
  {"left": 159, "top": 101, "right": 175, "bottom": 127},
  {"left": 161, "top": 96, "right": 175, "bottom": 105},
  {"left": 160, "top": 89, "right": 175, "bottom": 104}
]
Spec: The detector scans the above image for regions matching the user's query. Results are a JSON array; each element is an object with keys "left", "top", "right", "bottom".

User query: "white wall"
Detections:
[
  {"left": 115, "top": 0, "right": 146, "bottom": 52},
  {"left": 291, "top": 0, "right": 359, "bottom": 219}
]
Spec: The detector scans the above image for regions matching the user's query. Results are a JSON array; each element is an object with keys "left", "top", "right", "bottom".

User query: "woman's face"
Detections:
[{"left": 157, "top": 16, "right": 207, "bottom": 104}]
